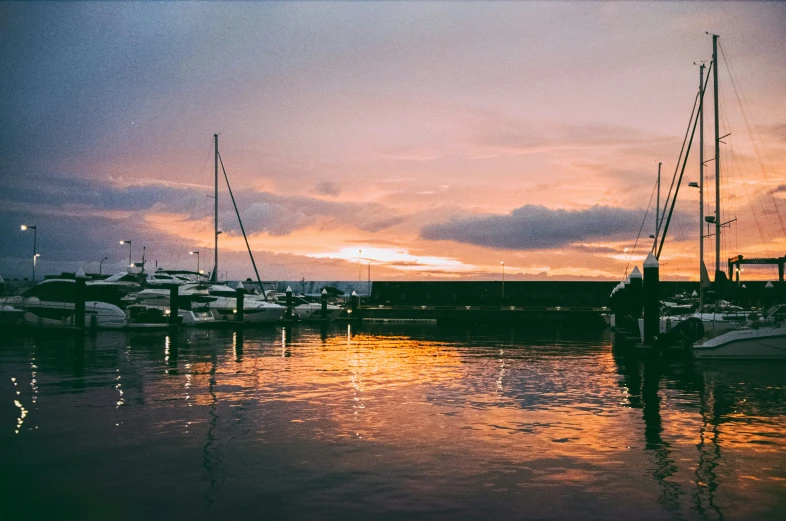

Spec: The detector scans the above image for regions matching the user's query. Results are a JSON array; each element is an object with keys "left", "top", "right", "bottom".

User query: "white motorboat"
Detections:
[
  {"left": 124, "top": 303, "right": 217, "bottom": 328},
  {"left": 189, "top": 284, "right": 284, "bottom": 323},
  {"left": 0, "top": 278, "right": 127, "bottom": 329},
  {"left": 125, "top": 282, "right": 284, "bottom": 324},
  {"left": 278, "top": 294, "right": 344, "bottom": 322},
  {"left": 692, "top": 326, "right": 786, "bottom": 359},
  {"left": 144, "top": 269, "right": 193, "bottom": 287},
  {"left": 658, "top": 310, "right": 753, "bottom": 337}
]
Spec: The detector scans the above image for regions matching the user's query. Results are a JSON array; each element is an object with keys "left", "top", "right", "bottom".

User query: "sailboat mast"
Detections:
[
  {"left": 213, "top": 133, "right": 219, "bottom": 282},
  {"left": 712, "top": 34, "right": 721, "bottom": 277},
  {"left": 699, "top": 63, "right": 705, "bottom": 311},
  {"left": 656, "top": 162, "right": 661, "bottom": 246}
]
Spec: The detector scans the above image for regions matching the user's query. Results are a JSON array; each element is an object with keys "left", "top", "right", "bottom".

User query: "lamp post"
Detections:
[
  {"left": 21, "top": 224, "right": 37, "bottom": 282},
  {"left": 190, "top": 251, "right": 200, "bottom": 274},
  {"left": 689, "top": 180, "right": 704, "bottom": 311},
  {"left": 501, "top": 261, "right": 505, "bottom": 301},
  {"left": 99, "top": 256, "right": 109, "bottom": 275},
  {"left": 119, "top": 240, "right": 132, "bottom": 267}
]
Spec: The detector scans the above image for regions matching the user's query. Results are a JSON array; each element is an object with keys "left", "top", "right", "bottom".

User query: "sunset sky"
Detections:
[{"left": 1, "top": 1, "right": 785, "bottom": 282}]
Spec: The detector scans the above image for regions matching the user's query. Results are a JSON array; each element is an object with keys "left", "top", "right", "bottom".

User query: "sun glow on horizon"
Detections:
[{"left": 309, "top": 247, "right": 477, "bottom": 273}]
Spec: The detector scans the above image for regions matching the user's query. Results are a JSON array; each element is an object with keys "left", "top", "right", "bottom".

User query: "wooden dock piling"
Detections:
[
  {"left": 74, "top": 269, "right": 86, "bottom": 331},
  {"left": 643, "top": 253, "right": 659, "bottom": 346},
  {"left": 236, "top": 284, "right": 245, "bottom": 325}
]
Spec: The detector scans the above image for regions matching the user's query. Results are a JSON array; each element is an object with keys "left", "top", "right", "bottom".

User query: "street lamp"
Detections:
[
  {"left": 501, "top": 261, "right": 505, "bottom": 301},
  {"left": 119, "top": 240, "right": 132, "bottom": 267},
  {"left": 99, "top": 256, "right": 109, "bottom": 275},
  {"left": 21, "top": 224, "right": 37, "bottom": 282},
  {"left": 190, "top": 251, "right": 200, "bottom": 274},
  {"left": 689, "top": 181, "right": 704, "bottom": 311}
]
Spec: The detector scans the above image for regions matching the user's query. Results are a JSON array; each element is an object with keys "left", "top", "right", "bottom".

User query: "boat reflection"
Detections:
[
  {"left": 613, "top": 343, "right": 786, "bottom": 521},
  {"left": 2, "top": 326, "right": 785, "bottom": 519}
]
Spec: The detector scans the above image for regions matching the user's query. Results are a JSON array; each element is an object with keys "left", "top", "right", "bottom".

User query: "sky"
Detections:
[{"left": 1, "top": 1, "right": 785, "bottom": 282}]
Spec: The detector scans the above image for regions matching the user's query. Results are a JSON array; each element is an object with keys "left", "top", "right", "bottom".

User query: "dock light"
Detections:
[
  {"left": 232, "top": 309, "right": 237, "bottom": 314},
  {"left": 164, "top": 309, "right": 171, "bottom": 316},
  {"left": 119, "top": 240, "right": 132, "bottom": 267},
  {"left": 21, "top": 224, "right": 38, "bottom": 282},
  {"left": 189, "top": 251, "right": 200, "bottom": 273}
]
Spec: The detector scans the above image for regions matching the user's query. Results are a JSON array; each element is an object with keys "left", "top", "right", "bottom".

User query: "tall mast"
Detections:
[
  {"left": 713, "top": 34, "right": 721, "bottom": 277},
  {"left": 655, "top": 162, "right": 661, "bottom": 249},
  {"left": 212, "top": 133, "right": 219, "bottom": 282},
  {"left": 699, "top": 63, "right": 705, "bottom": 310}
]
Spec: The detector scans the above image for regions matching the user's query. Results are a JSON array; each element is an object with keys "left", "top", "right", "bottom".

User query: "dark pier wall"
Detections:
[
  {"left": 368, "top": 280, "right": 784, "bottom": 308},
  {"left": 370, "top": 281, "right": 620, "bottom": 307}
]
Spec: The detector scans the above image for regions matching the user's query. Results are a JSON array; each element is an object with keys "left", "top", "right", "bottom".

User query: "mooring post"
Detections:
[
  {"left": 285, "top": 286, "right": 293, "bottom": 320},
  {"left": 236, "top": 282, "right": 245, "bottom": 324},
  {"left": 350, "top": 290, "right": 358, "bottom": 318},
  {"left": 643, "top": 253, "right": 660, "bottom": 346},
  {"left": 74, "top": 268, "right": 87, "bottom": 331},
  {"left": 621, "top": 276, "right": 632, "bottom": 322},
  {"left": 629, "top": 266, "right": 643, "bottom": 322},
  {"left": 609, "top": 285, "right": 619, "bottom": 328},
  {"left": 169, "top": 284, "right": 179, "bottom": 330},
  {"left": 321, "top": 289, "right": 328, "bottom": 320}
]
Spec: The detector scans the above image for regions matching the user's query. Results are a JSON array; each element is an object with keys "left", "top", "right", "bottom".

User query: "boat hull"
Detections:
[
  {"left": 293, "top": 304, "right": 343, "bottom": 322},
  {"left": 692, "top": 328, "right": 786, "bottom": 359},
  {"left": 210, "top": 306, "right": 285, "bottom": 323},
  {"left": 1, "top": 298, "right": 128, "bottom": 329}
]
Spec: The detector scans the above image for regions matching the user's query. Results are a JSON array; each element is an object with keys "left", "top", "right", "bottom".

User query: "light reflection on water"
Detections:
[{"left": 1, "top": 325, "right": 785, "bottom": 520}]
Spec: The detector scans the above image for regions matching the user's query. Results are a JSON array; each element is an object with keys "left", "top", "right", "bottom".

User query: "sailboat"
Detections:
[
  {"left": 194, "top": 134, "right": 285, "bottom": 324},
  {"left": 658, "top": 36, "right": 786, "bottom": 358}
]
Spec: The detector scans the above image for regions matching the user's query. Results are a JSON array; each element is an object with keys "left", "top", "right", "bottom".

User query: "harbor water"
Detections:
[{"left": 1, "top": 325, "right": 785, "bottom": 520}]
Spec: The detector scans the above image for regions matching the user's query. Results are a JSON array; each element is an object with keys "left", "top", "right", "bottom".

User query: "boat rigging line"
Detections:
[
  {"left": 623, "top": 178, "right": 657, "bottom": 280},
  {"left": 217, "top": 151, "right": 269, "bottom": 301},
  {"left": 719, "top": 40, "right": 786, "bottom": 238},
  {"left": 656, "top": 64, "right": 713, "bottom": 260},
  {"left": 659, "top": 63, "right": 711, "bottom": 236}
]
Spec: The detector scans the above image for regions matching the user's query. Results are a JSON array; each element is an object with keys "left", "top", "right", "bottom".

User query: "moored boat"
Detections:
[
  {"left": 692, "top": 326, "right": 786, "bottom": 359},
  {"left": 0, "top": 278, "right": 127, "bottom": 329}
]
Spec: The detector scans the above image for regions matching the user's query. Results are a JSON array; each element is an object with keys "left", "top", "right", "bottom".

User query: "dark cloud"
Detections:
[
  {"left": 358, "top": 216, "right": 406, "bottom": 233},
  {"left": 420, "top": 204, "right": 642, "bottom": 250},
  {"left": 569, "top": 244, "right": 619, "bottom": 255},
  {"left": 4, "top": 173, "right": 404, "bottom": 241},
  {"left": 0, "top": 172, "right": 406, "bottom": 278},
  {"left": 2, "top": 174, "right": 203, "bottom": 213},
  {"left": 312, "top": 181, "right": 341, "bottom": 197},
  {"left": 221, "top": 191, "right": 404, "bottom": 236}
]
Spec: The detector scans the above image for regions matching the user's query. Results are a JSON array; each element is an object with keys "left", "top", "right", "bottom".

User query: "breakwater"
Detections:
[{"left": 365, "top": 280, "right": 713, "bottom": 306}]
